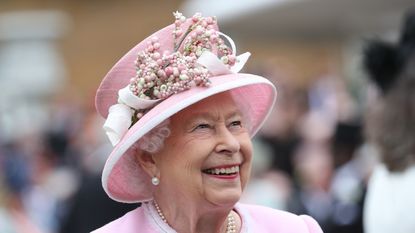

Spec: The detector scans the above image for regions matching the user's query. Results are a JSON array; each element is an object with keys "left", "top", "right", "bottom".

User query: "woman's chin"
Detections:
[{"left": 205, "top": 189, "right": 242, "bottom": 207}]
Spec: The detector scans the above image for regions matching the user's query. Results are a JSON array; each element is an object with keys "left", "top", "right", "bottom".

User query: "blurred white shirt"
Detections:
[{"left": 364, "top": 164, "right": 415, "bottom": 233}]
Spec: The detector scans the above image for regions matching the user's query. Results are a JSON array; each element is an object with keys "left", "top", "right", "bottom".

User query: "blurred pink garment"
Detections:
[{"left": 91, "top": 202, "right": 323, "bottom": 233}]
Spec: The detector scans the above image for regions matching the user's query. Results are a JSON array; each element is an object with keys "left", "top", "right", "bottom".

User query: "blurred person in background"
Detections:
[
  {"left": 0, "top": 89, "right": 136, "bottom": 233},
  {"left": 286, "top": 73, "right": 366, "bottom": 233},
  {"left": 288, "top": 139, "right": 334, "bottom": 229},
  {"left": 0, "top": 141, "right": 43, "bottom": 233},
  {"left": 240, "top": 138, "right": 293, "bottom": 211},
  {"left": 0, "top": 132, "right": 69, "bottom": 233},
  {"left": 59, "top": 108, "right": 137, "bottom": 233},
  {"left": 362, "top": 8, "right": 415, "bottom": 233},
  {"left": 326, "top": 123, "right": 365, "bottom": 233},
  {"left": 287, "top": 122, "right": 366, "bottom": 233},
  {"left": 257, "top": 69, "right": 309, "bottom": 177}
]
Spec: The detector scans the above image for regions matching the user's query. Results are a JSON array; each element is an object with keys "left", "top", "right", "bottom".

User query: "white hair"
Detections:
[{"left": 131, "top": 119, "right": 171, "bottom": 154}]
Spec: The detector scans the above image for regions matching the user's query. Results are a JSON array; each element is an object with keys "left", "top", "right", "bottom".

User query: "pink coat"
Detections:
[{"left": 92, "top": 202, "right": 323, "bottom": 233}]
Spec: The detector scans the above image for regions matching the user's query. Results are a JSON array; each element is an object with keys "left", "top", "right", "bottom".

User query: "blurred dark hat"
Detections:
[{"left": 363, "top": 8, "right": 415, "bottom": 94}]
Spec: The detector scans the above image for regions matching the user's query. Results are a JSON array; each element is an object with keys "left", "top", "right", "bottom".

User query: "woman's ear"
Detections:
[{"left": 135, "top": 151, "right": 159, "bottom": 177}]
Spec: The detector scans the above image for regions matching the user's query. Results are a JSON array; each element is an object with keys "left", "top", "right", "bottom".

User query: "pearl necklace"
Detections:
[{"left": 153, "top": 200, "right": 237, "bottom": 233}]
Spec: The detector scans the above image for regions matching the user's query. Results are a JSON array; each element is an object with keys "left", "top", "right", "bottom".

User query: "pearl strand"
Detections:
[
  {"left": 153, "top": 200, "right": 237, "bottom": 233},
  {"left": 226, "top": 212, "right": 236, "bottom": 233},
  {"left": 153, "top": 200, "right": 168, "bottom": 224}
]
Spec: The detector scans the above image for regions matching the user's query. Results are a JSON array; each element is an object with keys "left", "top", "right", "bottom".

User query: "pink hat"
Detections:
[{"left": 95, "top": 12, "right": 277, "bottom": 203}]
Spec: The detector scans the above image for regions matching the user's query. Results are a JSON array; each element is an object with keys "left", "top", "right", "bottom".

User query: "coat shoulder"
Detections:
[{"left": 237, "top": 203, "right": 323, "bottom": 233}]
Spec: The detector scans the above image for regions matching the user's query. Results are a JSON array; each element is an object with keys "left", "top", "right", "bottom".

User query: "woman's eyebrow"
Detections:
[
  {"left": 226, "top": 110, "right": 243, "bottom": 119},
  {"left": 188, "top": 108, "right": 241, "bottom": 121},
  {"left": 217, "top": 107, "right": 242, "bottom": 121},
  {"left": 186, "top": 112, "right": 216, "bottom": 124}
]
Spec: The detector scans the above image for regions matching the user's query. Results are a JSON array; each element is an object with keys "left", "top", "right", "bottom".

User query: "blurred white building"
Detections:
[{"left": 0, "top": 10, "right": 70, "bottom": 142}]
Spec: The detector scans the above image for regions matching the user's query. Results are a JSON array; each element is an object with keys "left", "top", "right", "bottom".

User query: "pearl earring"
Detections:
[{"left": 152, "top": 176, "right": 160, "bottom": 186}]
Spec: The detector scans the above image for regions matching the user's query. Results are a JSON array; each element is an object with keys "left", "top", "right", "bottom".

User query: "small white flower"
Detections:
[{"left": 173, "top": 11, "right": 183, "bottom": 19}]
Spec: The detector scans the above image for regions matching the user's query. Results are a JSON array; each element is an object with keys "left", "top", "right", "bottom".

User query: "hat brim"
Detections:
[{"left": 102, "top": 73, "right": 277, "bottom": 203}]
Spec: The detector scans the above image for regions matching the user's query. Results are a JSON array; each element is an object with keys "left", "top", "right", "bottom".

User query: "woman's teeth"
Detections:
[{"left": 203, "top": 166, "right": 239, "bottom": 175}]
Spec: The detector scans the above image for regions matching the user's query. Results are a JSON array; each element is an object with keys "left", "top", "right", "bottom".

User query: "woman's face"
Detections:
[{"left": 154, "top": 92, "right": 253, "bottom": 207}]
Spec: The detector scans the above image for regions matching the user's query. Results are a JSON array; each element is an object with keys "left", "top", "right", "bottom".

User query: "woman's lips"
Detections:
[{"left": 202, "top": 165, "right": 240, "bottom": 179}]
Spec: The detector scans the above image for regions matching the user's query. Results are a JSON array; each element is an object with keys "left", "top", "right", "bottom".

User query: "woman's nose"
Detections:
[{"left": 215, "top": 126, "right": 240, "bottom": 155}]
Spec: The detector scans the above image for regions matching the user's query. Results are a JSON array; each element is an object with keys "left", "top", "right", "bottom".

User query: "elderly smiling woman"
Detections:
[{"left": 92, "top": 12, "right": 323, "bottom": 233}]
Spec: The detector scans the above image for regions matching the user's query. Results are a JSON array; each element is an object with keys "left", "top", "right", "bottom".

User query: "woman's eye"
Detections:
[
  {"left": 195, "top": 123, "right": 210, "bottom": 130},
  {"left": 230, "top": 121, "right": 242, "bottom": 127}
]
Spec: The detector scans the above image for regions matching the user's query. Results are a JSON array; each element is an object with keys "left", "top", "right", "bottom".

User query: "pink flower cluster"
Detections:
[{"left": 129, "top": 12, "right": 235, "bottom": 102}]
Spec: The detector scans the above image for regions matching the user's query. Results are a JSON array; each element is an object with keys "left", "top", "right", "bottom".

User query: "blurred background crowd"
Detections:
[{"left": 0, "top": 0, "right": 414, "bottom": 233}]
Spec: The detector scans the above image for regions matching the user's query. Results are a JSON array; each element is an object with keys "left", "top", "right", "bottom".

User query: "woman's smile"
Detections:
[{"left": 202, "top": 164, "right": 240, "bottom": 180}]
